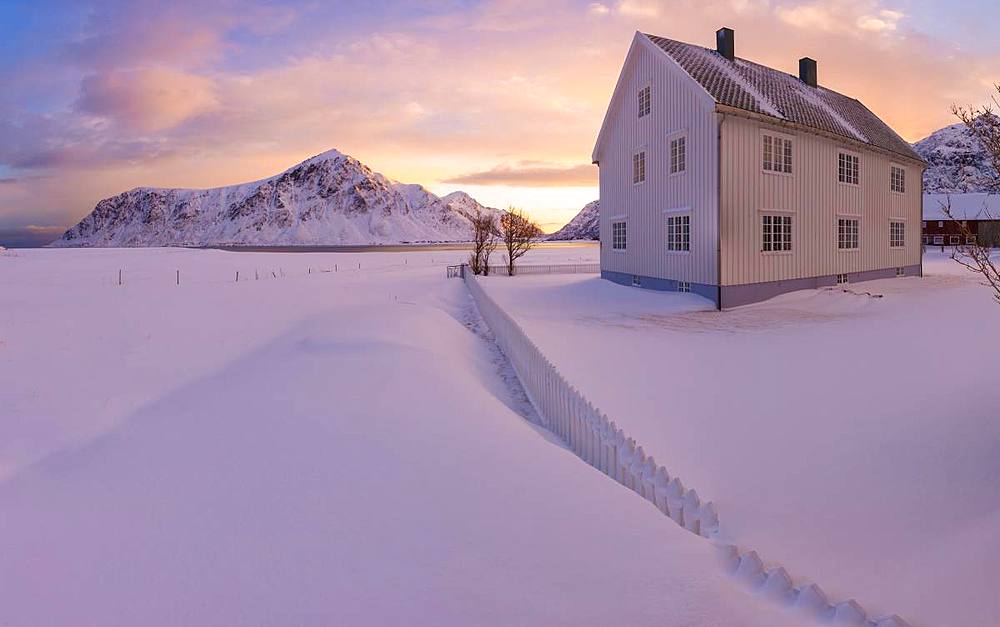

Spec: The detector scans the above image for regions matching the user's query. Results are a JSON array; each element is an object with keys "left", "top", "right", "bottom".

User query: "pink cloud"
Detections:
[
  {"left": 2, "top": 0, "right": 999, "bottom": 235},
  {"left": 77, "top": 69, "right": 220, "bottom": 132}
]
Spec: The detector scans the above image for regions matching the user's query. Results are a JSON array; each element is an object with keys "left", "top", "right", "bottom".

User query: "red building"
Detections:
[{"left": 923, "top": 193, "right": 1000, "bottom": 246}]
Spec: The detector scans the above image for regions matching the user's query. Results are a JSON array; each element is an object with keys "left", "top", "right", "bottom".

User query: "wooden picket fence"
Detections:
[{"left": 461, "top": 269, "right": 911, "bottom": 627}]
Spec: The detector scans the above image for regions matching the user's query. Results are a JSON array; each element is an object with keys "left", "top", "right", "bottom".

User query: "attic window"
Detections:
[
  {"left": 890, "top": 165, "right": 905, "bottom": 193},
  {"left": 638, "top": 86, "right": 651, "bottom": 118},
  {"left": 763, "top": 134, "right": 792, "bottom": 174}
]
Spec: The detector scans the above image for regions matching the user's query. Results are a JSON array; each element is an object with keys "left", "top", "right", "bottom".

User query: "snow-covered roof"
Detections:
[
  {"left": 644, "top": 33, "right": 923, "bottom": 164},
  {"left": 923, "top": 193, "right": 1000, "bottom": 221}
]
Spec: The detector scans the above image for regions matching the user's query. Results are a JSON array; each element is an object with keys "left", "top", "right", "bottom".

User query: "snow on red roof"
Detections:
[{"left": 923, "top": 193, "right": 1000, "bottom": 221}]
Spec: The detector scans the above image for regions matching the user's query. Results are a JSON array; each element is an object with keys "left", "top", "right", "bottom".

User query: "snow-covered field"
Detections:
[
  {"left": 480, "top": 251, "right": 1000, "bottom": 626},
  {"left": 0, "top": 243, "right": 807, "bottom": 626}
]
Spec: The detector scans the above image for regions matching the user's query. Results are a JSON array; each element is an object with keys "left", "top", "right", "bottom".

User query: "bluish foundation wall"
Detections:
[
  {"left": 602, "top": 264, "right": 922, "bottom": 309},
  {"left": 601, "top": 270, "right": 719, "bottom": 305}
]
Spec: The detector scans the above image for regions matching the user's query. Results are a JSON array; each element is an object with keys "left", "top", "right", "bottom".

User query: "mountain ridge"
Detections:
[
  {"left": 547, "top": 200, "right": 599, "bottom": 241},
  {"left": 53, "top": 150, "right": 498, "bottom": 248},
  {"left": 913, "top": 118, "right": 998, "bottom": 194}
]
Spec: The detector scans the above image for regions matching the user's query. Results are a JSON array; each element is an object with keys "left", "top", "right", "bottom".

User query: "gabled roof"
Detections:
[{"left": 643, "top": 33, "right": 924, "bottom": 164}]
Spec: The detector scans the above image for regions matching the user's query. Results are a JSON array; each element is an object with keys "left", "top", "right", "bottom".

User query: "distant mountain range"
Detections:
[
  {"left": 547, "top": 200, "right": 599, "bottom": 241},
  {"left": 913, "top": 118, "right": 997, "bottom": 194},
  {"left": 551, "top": 120, "right": 1000, "bottom": 243},
  {"left": 53, "top": 149, "right": 498, "bottom": 247},
  {"left": 51, "top": 118, "right": 998, "bottom": 248}
]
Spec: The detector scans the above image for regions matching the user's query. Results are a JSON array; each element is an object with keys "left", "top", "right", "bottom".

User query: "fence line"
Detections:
[
  {"left": 484, "top": 262, "right": 600, "bottom": 277},
  {"left": 463, "top": 268, "right": 716, "bottom": 536},
  {"left": 461, "top": 268, "right": 910, "bottom": 627}
]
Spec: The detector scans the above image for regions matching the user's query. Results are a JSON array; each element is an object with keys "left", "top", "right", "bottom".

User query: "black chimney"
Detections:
[
  {"left": 716, "top": 28, "right": 734, "bottom": 61},
  {"left": 799, "top": 57, "right": 817, "bottom": 88}
]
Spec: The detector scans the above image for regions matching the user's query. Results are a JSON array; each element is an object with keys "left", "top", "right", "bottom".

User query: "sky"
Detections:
[{"left": 0, "top": 0, "right": 997, "bottom": 246}]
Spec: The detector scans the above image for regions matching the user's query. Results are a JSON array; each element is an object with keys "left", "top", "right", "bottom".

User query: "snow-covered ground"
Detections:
[
  {"left": 479, "top": 251, "right": 1000, "bottom": 626},
  {"left": 0, "top": 243, "right": 806, "bottom": 626}
]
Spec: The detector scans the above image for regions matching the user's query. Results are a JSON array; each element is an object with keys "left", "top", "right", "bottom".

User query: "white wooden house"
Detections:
[{"left": 592, "top": 29, "right": 926, "bottom": 308}]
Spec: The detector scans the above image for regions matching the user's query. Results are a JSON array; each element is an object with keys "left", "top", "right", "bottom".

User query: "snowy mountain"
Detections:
[
  {"left": 914, "top": 118, "right": 998, "bottom": 194},
  {"left": 53, "top": 150, "right": 498, "bottom": 247},
  {"left": 548, "top": 200, "right": 599, "bottom": 241}
]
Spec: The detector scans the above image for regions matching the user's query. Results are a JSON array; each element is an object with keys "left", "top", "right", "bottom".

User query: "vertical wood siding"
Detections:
[
  {"left": 720, "top": 115, "right": 922, "bottom": 286},
  {"left": 596, "top": 38, "right": 719, "bottom": 286}
]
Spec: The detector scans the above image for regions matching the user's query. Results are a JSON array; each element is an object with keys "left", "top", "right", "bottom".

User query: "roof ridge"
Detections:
[
  {"left": 644, "top": 33, "right": 784, "bottom": 119},
  {"left": 641, "top": 31, "right": 923, "bottom": 163}
]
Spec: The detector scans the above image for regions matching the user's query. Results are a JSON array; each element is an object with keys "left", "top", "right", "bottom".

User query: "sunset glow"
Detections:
[{"left": 0, "top": 0, "right": 997, "bottom": 244}]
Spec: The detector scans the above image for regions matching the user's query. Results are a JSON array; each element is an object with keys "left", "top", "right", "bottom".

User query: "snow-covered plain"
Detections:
[
  {"left": 0, "top": 244, "right": 804, "bottom": 626},
  {"left": 480, "top": 251, "right": 1000, "bottom": 626}
]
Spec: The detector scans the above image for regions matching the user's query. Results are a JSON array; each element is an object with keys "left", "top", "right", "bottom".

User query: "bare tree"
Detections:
[
  {"left": 947, "top": 85, "right": 1000, "bottom": 303},
  {"left": 499, "top": 206, "right": 541, "bottom": 276},
  {"left": 468, "top": 209, "right": 498, "bottom": 276},
  {"left": 941, "top": 197, "right": 1000, "bottom": 304}
]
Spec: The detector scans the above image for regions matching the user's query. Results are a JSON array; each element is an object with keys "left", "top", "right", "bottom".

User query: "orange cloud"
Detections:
[
  {"left": 2, "top": 0, "right": 998, "bottom": 237},
  {"left": 444, "top": 162, "right": 597, "bottom": 187}
]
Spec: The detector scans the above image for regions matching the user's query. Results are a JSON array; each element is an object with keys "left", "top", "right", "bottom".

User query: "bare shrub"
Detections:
[
  {"left": 468, "top": 209, "right": 498, "bottom": 275},
  {"left": 499, "top": 207, "right": 542, "bottom": 276}
]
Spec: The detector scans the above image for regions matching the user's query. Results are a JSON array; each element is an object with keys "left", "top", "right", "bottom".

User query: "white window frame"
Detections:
[
  {"left": 761, "top": 129, "right": 794, "bottom": 176},
  {"left": 611, "top": 218, "right": 627, "bottom": 252},
  {"left": 663, "top": 209, "right": 691, "bottom": 253},
  {"left": 637, "top": 84, "right": 651, "bottom": 119},
  {"left": 668, "top": 130, "right": 687, "bottom": 176},
  {"left": 838, "top": 150, "right": 860, "bottom": 186},
  {"left": 760, "top": 211, "right": 793, "bottom": 253},
  {"left": 967, "top": 235, "right": 978, "bottom": 245},
  {"left": 836, "top": 273, "right": 849, "bottom": 285},
  {"left": 933, "top": 235, "right": 944, "bottom": 245},
  {"left": 632, "top": 149, "right": 646, "bottom": 185},
  {"left": 889, "top": 219, "right": 905, "bottom": 248},
  {"left": 950, "top": 235, "right": 961, "bottom": 245},
  {"left": 837, "top": 216, "right": 860, "bottom": 251},
  {"left": 890, "top": 164, "right": 906, "bottom": 194},
  {"left": 677, "top": 281, "right": 691, "bottom": 293}
]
